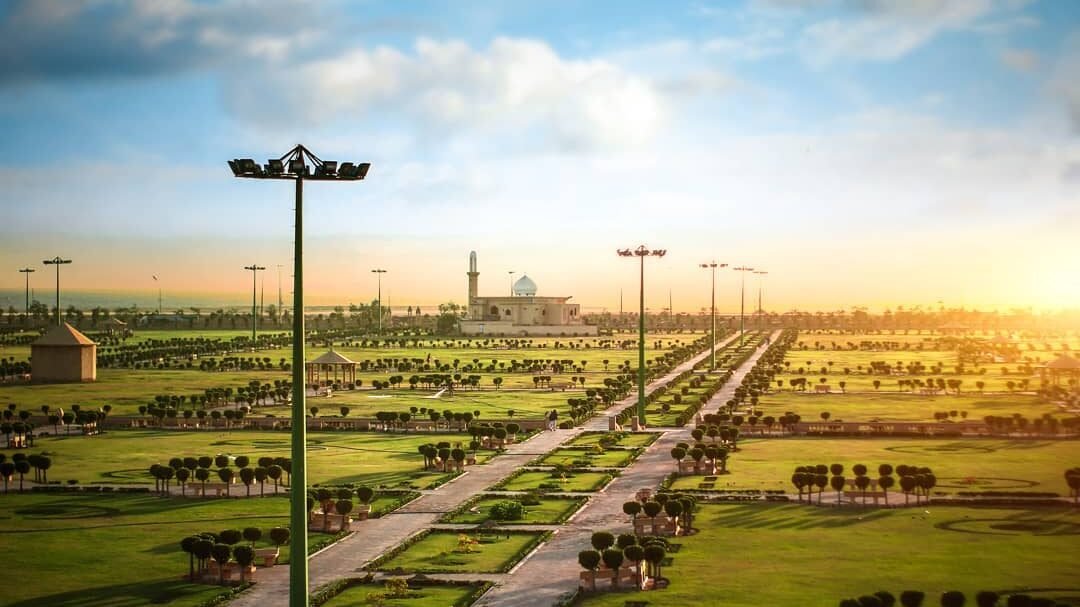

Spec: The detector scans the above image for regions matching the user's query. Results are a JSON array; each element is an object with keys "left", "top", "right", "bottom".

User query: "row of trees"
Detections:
[
  {"left": 0, "top": 452, "right": 52, "bottom": 492},
  {"left": 791, "top": 464, "right": 936, "bottom": 505},
  {"left": 578, "top": 532, "right": 669, "bottom": 591},
  {"left": 180, "top": 527, "right": 290, "bottom": 584},
  {"left": 838, "top": 588, "right": 1067, "bottom": 606},
  {"left": 149, "top": 455, "right": 292, "bottom": 497},
  {"left": 307, "top": 486, "right": 376, "bottom": 532}
]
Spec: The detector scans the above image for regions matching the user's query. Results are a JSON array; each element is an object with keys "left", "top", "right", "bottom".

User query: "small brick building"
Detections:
[{"left": 31, "top": 323, "right": 97, "bottom": 383}]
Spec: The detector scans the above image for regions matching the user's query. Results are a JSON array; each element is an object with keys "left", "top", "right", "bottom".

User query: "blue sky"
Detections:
[{"left": 1, "top": 0, "right": 1078, "bottom": 312}]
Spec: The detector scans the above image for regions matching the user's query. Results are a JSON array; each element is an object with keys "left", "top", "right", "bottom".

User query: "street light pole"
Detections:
[
  {"left": 733, "top": 266, "right": 754, "bottom": 347},
  {"left": 229, "top": 147, "right": 370, "bottom": 607},
  {"left": 617, "top": 245, "right": 666, "bottom": 427},
  {"left": 42, "top": 257, "right": 71, "bottom": 326},
  {"left": 371, "top": 269, "right": 387, "bottom": 334},
  {"left": 508, "top": 271, "right": 515, "bottom": 296},
  {"left": 18, "top": 268, "right": 34, "bottom": 319},
  {"left": 153, "top": 275, "right": 162, "bottom": 314},
  {"left": 699, "top": 262, "right": 728, "bottom": 370},
  {"left": 754, "top": 270, "right": 768, "bottom": 330},
  {"left": 245, "top": 265, "right": 266, "bottom": 343}
]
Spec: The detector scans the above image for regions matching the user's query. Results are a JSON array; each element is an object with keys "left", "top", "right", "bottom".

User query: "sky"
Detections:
[{"left": 0, "top": 0, "right": 1078, "bottom": 314}]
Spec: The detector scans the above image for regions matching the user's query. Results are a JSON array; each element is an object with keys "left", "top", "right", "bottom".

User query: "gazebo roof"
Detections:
[
  {"left": 32, "top": 323, "right": 96, "bottom": 347},
  {"left": 103, "top": 317, "right": 127, "bottom": 326},
  {"left": 1044, "top": 355, "right": 1080, "bottom": 370},
  {"left": 308, "top": 349, "right": 357, "bottom": 366}
]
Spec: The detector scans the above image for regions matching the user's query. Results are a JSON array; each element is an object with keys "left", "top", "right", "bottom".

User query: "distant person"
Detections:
[{"left": 548, "top": 409, "right": 558, "bottom": 431}]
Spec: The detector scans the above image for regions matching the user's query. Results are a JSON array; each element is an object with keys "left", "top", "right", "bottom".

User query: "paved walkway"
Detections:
[
  {"left": 475, "top": 331, "right": 778, "bottom": 607},
  {"left": 229, "top": 332, "right": 745, "bottom": 607}
]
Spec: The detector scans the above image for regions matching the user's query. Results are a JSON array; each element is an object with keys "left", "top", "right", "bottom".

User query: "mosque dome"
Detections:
[{"left": 512, "top": 274, "right": 537, "bottom": 296}]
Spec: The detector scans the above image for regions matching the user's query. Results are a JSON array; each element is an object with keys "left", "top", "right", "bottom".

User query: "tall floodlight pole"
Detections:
[
  {"left": 244, "top": 265, "right": 266, "bottom": 342},
  {"left": 42, "top": 257, "right": 71, "bottom": 326},
  {"left": 754, "top": 270, "right": 768, "bottom": 330},
  {"left": 153, "top": 275, "right": 162, "bottom": 313},
  {"left": 229, "top": 147, "right": 370, "bottom": 607},
  {"left": 508, "top": 271, "right": 515, "bottom": 296},
  {"left": 699, "top": 262, "right": 728, "bottom": 370},
  {"left": 18, "top": 268, "right": 34, "bottom": 318},
  {"left": 371, "top": 269, "right": 387, "bottom": 334},
  {"left": 733, "top": 266, "right": 754, "bottom": 347},
  {"left": 277, "top": 265, "right": 284, "bottom": 319},
  {"left": 617, "top": 245, "right": 666, "bottom": 426}
]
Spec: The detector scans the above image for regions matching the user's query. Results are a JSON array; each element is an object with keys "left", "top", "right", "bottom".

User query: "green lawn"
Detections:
[
  {"left": 442, "top": 495, "right": 587, "bottom": 525},
  {"left": 494, "top": 470, "right": 614, "bottom": 492},
  {"left": 566, "top": 432, "right": 659, "bottom": 448},
  {"left": 755, "top": 392, "right": 1059, "bottom": 423},
  {"left": 0, "top": 493, "right": 332, "bottom": 606},
  {"left": 0, "top": 429, "right": 493, "bottom": 489},
  {"left": 536, "top": 448, "right": 639, "bottom": 468},
  {"left": 576, "top": 502, "right": 1080, "bottom": 607},
  {"left": 371, "top": 530, "right": 545, "bottom": 574},
  {"left": 665, "top": 437, "right": 1079, "bottom": 494},
  {"left": 324, "top": 582, "right": 484, "bottom": 607}
]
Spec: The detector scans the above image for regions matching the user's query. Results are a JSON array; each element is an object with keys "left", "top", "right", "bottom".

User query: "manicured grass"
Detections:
[
  {"left": 576, "top": 502, "right": 1080, "bottom": 607},
  {"left": 494, "top": 470, "right": 614, "bottom": 492},
  {"left": 442, "top": 495, "right": 587, "bottom": 525},
  {"left": 0, "top": 429, "right": 493, "bottom": 489},
  {"left": 371, "top": 530, "right": 545, "bottom": 573},
  {"left": 566, "top": 431, "right": 659, "bottom": 448},
  {"left": 756, "top": 391, "right": 1059, "bottom": 423},
  {"left": 324, "top": 582, "right": 482, "bottom": 607},
  {"left": 0, "top": 493, "right": 330, "bottom": 606},
  {"left": 665, "top": 437, "right": 1079, "bottom": 494},
  {"left": 536, "top": 448, "right": 638, "bottom": 468}
]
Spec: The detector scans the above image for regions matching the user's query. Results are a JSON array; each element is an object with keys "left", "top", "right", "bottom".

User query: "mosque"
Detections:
[{"left": 460, "top": 251, "right": 597, "bottom": 336}]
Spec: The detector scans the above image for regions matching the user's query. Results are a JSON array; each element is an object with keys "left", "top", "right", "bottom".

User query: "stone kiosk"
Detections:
[{"left": 31, "top": 323, "right": 97, "bottom": 383}]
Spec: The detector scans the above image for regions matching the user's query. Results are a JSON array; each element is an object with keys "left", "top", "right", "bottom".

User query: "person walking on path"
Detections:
[{"left": 547, "top": 409, "right": 558, "bottom": 431}]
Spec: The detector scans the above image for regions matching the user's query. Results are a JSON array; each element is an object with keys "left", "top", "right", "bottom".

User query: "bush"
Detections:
[
  {"left": 590, "top": 531, "right": 615, "bottom": 551},
  {"left": 488, "top": 500, "right": 524, "bottom": 521},
  {"left": 578, "top": 549, "right": 601, "bottom": 571}
]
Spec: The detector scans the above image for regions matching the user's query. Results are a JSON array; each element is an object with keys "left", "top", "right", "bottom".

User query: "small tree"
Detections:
[
  {"left": 181, "top": 536, "right": 200, "bottom": 581},
  {"left": 940, "top": 591, "right": 966, "bottom": 607},
  {"left": 578, "top": 550, "right": 601, "bottom": 591},
  {"left": 670, "top": 447, "right": 687, "bottom": 474},
  {"left": 622, "top": 500, "right": 642, "bottom": 524},
  {"left": 239, "top": 467, "right": 255, "bottom": 497},
  {"left": 602, "top": 548, "right": 624, "bottom": 587},
  {"left": 242, "top": 527, "right": 262, "bottom": 547},
  {"left": 591, "top": 531, "right": 615, "bottom": 552},
  {"left": 356, "top": 486, "right": 375, "bottom": 505},
  {"left": 269, "top": 527, "right": 290, "bottom": 549},
  {"left": 233, "top": 545, "right": 255, "bottom": 582},
  {"left": 643, "top": 544, "right": 667, "bottom": 581},
  {"left": 268, "top": 465, "right": 283, "bottom": 494},
  {"left": 900, "top": 590, "right": 926, "bottom": 607},
  {"left": 830, "top": 475, "right": 846, "bottom": 504},
  {"left": 335, "top": 499, "right": 354, "bottom": 528},
  {"left": 974, "top": 591, "right": 998, "bottom": 607},
  {"left": 210, "top": 543, "right": 232, "bottom": 585},
  {"left": 218, "top": 468, "right": 234, "bottom": 496}
]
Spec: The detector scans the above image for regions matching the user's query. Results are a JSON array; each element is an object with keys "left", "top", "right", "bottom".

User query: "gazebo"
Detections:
[
  {"left": 102, "top": 317, "right": 128, "bottom": 336},
  {"left": 1041, "top": 354, "right": 1080, "bottom": 385},
  {"left": 31, "top": 323, "right": 97, "bottom": 383},
  {"left": 306, "top": 349, "right": 358, "bottom": 386}
]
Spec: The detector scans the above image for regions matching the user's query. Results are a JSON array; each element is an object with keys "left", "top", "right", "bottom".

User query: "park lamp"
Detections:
[
  {"left": 228, "top": 144, "right": 371, "bottom": 607},
  {"left": 699, "top": 262, "right": 728, "bottom": 370},
  {"left": 43, "top": 256, "right": 72, "bottom": 326},
  {"left": 733, "top": 266, "right": 755, "bottom": 347},
  {"left": 616, "top": 244, "right": 667, "bottom": 426}
]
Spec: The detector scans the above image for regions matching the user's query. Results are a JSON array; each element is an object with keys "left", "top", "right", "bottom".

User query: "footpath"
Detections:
[
  {"left": 474, "top": 331, "right": 778, "bottom": 607},
  {"left": 230, "top": 332, "right": 746, "bottom": 606}
]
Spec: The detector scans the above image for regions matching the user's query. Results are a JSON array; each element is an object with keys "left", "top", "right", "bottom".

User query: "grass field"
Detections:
[
  {"left": 566, "top": 432, "right": 659, "bottom": 448},
  {"left": 536, "top": 448, "right": 640, "bottom": 468},
  {"left": 666, "top": 437, "right": 1078, "bottom": 494},
  {"left": 442, "top": 495, "right": 588, "bottom": 525},
  {"left": 753, "top": 391, "right": 1060, "bottom": 424},
  {"left": 0, "top": 429, "right": 494, "bottom": 489},
  {"left": 0, "top": 492, "right": 328, "bottom": 607},
  {"left": 324, "top": 582, "right": 483, "bottom": 607},
  {"left": 494, "top": 470, "right": 614, "bottom": 492},
  {"left": 576, "top": 502, "right": 1080, "bottom": 607},
  {"left": 372, "top": 530, "right": 546, "bottom": 574},
  {"left": 1, "top": 330, "right": 702, "bottom": 418}
]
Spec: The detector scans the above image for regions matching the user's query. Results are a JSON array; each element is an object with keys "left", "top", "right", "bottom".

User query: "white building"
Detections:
[{"left": 460, "top": 251, "right": 596, "bottom": 336}]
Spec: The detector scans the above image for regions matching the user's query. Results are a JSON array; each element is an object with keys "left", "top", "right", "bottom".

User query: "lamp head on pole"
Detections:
[
  {"left": 229, "top": 145, "right": 371, "bottom": 182},
  {"left": 43, "top": 257, "right": 72, "bottom": 266}
]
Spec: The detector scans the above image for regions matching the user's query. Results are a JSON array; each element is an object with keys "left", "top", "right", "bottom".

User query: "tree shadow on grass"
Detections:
[
  {"left": 7, "top": 578, "right": 230, "bottom": 607},
  {"left": 705, "top": 503, "right": 891, "bottom": 531}
]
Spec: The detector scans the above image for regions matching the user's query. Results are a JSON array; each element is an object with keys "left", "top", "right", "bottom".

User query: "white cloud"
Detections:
[
  {"left": 224, "top": 37, "right": 666, "bottom": 152},
  {"left": 1000, "top": 47, "right": 1039, "bottom": 72},
  {"left": 703, "top": 27, "right": 788, "bottom": 61}
]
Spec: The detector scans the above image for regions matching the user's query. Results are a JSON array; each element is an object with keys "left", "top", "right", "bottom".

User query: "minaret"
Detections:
[{"left": 467, "top": 251, "right": 479, "bottom": 304}]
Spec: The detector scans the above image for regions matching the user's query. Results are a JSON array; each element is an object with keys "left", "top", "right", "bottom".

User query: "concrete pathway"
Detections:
[
  {"left": 475, "top": 331, "right": 779, "bottom": 607},
  {"left": 229, "top": 331, "right": 746, "bottom": 607}
]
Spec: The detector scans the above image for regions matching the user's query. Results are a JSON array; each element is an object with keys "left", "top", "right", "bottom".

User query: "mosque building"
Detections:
[{"left": 460, "top": 251, "right": 597, "bottom": 336}]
